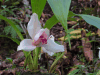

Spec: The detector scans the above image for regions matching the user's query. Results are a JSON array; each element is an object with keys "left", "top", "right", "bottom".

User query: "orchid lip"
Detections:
[{"left": 32, "top": 31, "right": 48, "bottom": 46}]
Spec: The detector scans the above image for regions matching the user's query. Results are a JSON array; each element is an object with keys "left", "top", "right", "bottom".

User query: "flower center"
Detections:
[{"left": 32, "top": 31, "right": 48, "bottom": 46}]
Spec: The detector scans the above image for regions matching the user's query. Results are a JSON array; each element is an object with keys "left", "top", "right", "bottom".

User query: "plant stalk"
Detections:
[
  {"left": 33, "top": 47, "right": 41, "bottom": 70},
  {"left": 49, "top": 52, "right": 64, "bottom": 73}
]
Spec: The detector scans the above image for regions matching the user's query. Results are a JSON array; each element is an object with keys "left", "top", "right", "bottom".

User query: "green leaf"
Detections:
[
  {"left": 66, "top": 34, "right": 71, "bottom": 49},
  {"left": 0, "top": 15, "right": 24, "bottom": 40},
  {"left": 3, "top": 25, "right": 23, "bottom": 38},
  {"left": 44, "top": 11, "right": 75, "bottom": 29},
  {"left": 31, "top": 0, "right": 46, "bottom": 19},
  {"left": 0, "top": 0, "right": 3, "bottom": 2},
  {"left": 44, "top": 15, "right": 59, "bottom": 29},
  {"left": 68, "top": 69, "right": 79, "bottom": 75},
  {"left": 96, "top": 70, "right": 100, "bottom": 75},
  {"left": 68, "top": 11, "right": 76, "bottom": 18},
  {"left": 0, "top": 35, "right": 20, "bottom": 45},
  {"left": 67, "top": 29, "right": 74, "bottom": 33},
  {"left": 47, "top": 0, "right": 71, "bottom": 31},
  {"left": 1, "top": 5, "right": 7, "bottom": 8},
  {"left": 6, "top": 58, "right": 13, "bottom": 63},
  {"left": 78, "top": 14, "right": 100, "bottom": 29}
]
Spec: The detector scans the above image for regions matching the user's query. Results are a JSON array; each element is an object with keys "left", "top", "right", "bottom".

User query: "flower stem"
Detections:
[
  {"left": 24, "top": 51, "right": 34, "bottom": 70},
  {"left": 33, "top": 47, "right": 41, "bottom": 70},
  {"left": 49, "top": 52, "right": 64, "bottom": 73}
]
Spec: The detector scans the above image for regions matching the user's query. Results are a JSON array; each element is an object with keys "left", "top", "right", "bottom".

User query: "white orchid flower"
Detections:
[{"left": 17, "top": 13, "right": 65, "bottom": 56}]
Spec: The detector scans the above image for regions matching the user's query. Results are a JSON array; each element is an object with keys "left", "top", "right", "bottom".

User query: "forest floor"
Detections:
[{"left": 0, "top": 0, "right": 100, "bottom": 75}]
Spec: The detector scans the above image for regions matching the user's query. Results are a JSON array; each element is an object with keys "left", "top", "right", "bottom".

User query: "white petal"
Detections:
[
  {"left": 27, "top": 13, "right": 41, "bottom": 39},
  {"left": 99, "top": 50, "right": 100, "bottom": 59},
  {"left": 17, "top": 39, "right": 36, "bottom": 51},
  {"left": 48, "top": 35, "right": 54, "bottom": 41},
  {"left": 42, "top": 47, "right": 54, "bottom": 56},
  {"left": 44, "top": 28, "right": 49, "bottom": 37},
  {"left": 34, "top": 29, "right": 45, "bottom": 41},
  {"left": 42, "top": 35, "right": 64, "bottom": 53}
]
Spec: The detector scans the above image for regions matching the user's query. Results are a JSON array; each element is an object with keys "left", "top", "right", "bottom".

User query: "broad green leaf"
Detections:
[
  {"left": 68, "top": 69, "right": 79, "bottom": 75},
  {"left": 44, "top": 15, "right": 59, "bottom": 29},
  {"left": 68, "top": 11, "right": 76, "bottom": 18},
  {"left": 47, "top": 0, "right": 71, "bottom": 31},
  {"left": 31, "top": 0, "right": 46, "bottom": 19},
  {"left": 0, "top": 15, "right": 24, "bottom": 40},
  {"left": 44, "top": 11, "right": 75, "bottom": 29},
  {"left": 47, "top": 0, "right": 71, "bottom": 49},
  {"left": 0, "top": 35, "right": 20, "bottom": 45},
  {"left": 68, "top": 11, "right": 76, "bottom": 21},
  {"left": 78, "top": 14, "right": 100, "bottom": 29}
]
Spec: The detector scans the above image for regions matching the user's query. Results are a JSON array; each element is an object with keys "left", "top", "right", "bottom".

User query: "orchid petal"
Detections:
[
  {"left": 27, "top": 13, "right": 41, "bottom": 39},
  {"left": 44, "top": 28, "right": 49, "bottom": 37},
  {"left": 98, "top": 47, "right": 100, "bottom": 59},
  {"left": 42, "top": 47, "right": 54, "bottom": 56},
  {"left": 34, "top": 29, "right": 45, "bottom": 41},
  {"left": 17, "top": 39, "right": 36, "bottom": 51},
  {"left": 42, "top": 35, "right": 64, "bottom": 53}
]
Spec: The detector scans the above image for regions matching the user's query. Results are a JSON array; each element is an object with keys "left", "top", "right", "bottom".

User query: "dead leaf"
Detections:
[
  {"left": 67, "top": 21, "right": 77, "bottom": 25},
  {"left": 70, "top": 30, "right": 81, "bottom": 34},
  {"left": 0, "top": 55, "right": 3, "bottom": 60},
  {"left": 42, "top": 12, "right": 45, "bottom": 18},
  {"left": 63, "top": 52, "right": 72, "bottom": 65},
  {"left": 98, "top": 1, "right": 100, "bottom": 6},
  {"left": 11, "top": 51, "right": 24, "bottom": 59},
  {"left": 94, "top": 60, "right": 100, "bottom": 70},
  {"left": 58, "top": 29, "right": 96, "bottom": 41},
  {"left": 81, "top": 30, "right": 93, "bottom": 61},
  {"left": 55, "top": 65, "right": 61, "bottom": 75},
  {"left": 19, "top": 61, "right": 24, "bottom": 67},
  {"left": 68, "top": 55, "right": 85, "bottom": 74},
  {"left": 97, "top": 29, "right": 100, "bottom": 36},
  {"left": 1, "top": 69, "right": 16, "bottom": 75}
]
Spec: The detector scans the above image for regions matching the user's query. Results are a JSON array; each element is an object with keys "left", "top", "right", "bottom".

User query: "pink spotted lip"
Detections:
[{"left": 32, "top": 31, "right": 48, "bottom": 46}]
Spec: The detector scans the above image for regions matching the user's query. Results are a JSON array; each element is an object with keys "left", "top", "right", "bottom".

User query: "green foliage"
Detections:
[
  {"left": 3, "top": 25, "right": 23, "bottom": 38},
  {"left": 78, "top": 14, "right": 100, "bottom": 29},
  {"left": 44, "top": 11, "right": 76, "bottom": 30},
  {"left": 67, "top": 29, "right": 75, "bottom": 33},
  {"left": 68, "top": 11, "right": 76, "bottom": 21},
  {"left": 0, "top": 35, "right": 20, "bottom": 45},
  {"left": 16, "top": 72, "right": 21, "bottom": 75},
  {"left": 31, "top": 0, "right": 47, "bottom": 19},
  {"left": 47, "top": 0, "right": 71, "bottom": 31},
  {"left": 47, "top": 0, "right": 71, "bottom": 49},
  {"left": 96, "top": 70, "right": 100, "bottom": 75},
  {"left": 0, "top": 4, "right": 20, "bottom": 17},
  {"left": 44, "top": 15, "right": 59, "bottom": 29},
  {"left": 68, "top": 69, "right": 80, "bottom": 75},
  {"left": 0, "top": 15, "right": 24, "bottom": 40},
  {"left": 6, "top": 57, "right": 13, "bottom": 63},
  {"left": 68, "top": 11, "right": 76, "bottom": 18},
  {"left": 0, "top": 0, "right": 3, "bottom": 2}
]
